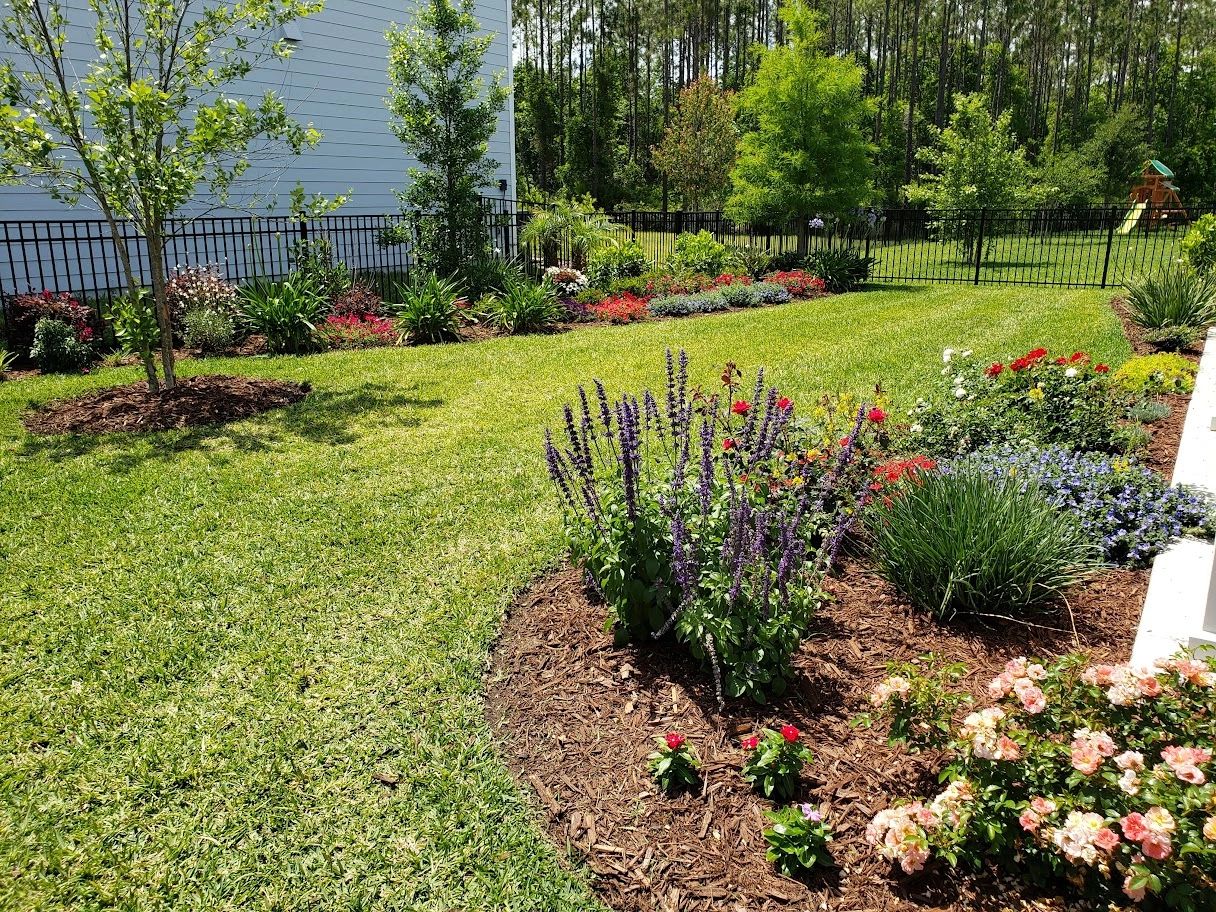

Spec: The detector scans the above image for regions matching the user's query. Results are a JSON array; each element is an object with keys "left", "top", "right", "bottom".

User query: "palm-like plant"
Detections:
[{"left": 519, "top": 194, "right": 623, "bottom": 268}]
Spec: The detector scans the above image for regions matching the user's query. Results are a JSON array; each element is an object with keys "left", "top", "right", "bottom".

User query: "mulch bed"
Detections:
[{"left": 23, "top": 374, "right": 309, "bottom": 435}]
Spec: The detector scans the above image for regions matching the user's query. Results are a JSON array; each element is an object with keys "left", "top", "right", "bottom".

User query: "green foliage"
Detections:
[
  {"left": 646, "top": 735, "right": 700, "bottom": 794},
  {"left": 386, "top": 0, "right": 508, "bottom": 277},
  {"left": 389, "top": 273, "right": 463, "bottom": 343},
  {"left": 1112, "top": 353, "right": 1198, "bottom": 396},
  {"left": 868, "top": 467, "right": 1097, "bottom": 621},
  {"left": 557, "top": 51, "right": 620, "bottom": 205},
  {"left": 1181, "top": 214, "right": 1216, "bottom": 275},
  {"left": 718, "top": 282, "right": 758, "bottom": 307},
  {"left": 479, "top": 278, "right": 562, "bottom": 334},
  {"left": 804, "top": 247, "right": 875, "bottom": 293},
  {"left": 668, "top": 231, "right": 729, "bottom": 275},
  {"left": 182, "top": 306, "right": 237, "bottom": 353},
  {"left": 646, "top": 291, "right": 729, "bottom": 317},
  {"left": 727, "top": 244, "right": 773, "bottom": 279},
  {"left": 1143, "top": 325, "right": 1203, "bottom": 351},
  {"left": 105, "top": 290, "right": 160, "bottom": 364},
  {"left": 1127, "top": 398, "right": 1172, "bottom": 423},
  {"left": 859, "top": 655, "right": 970, "bottom": 751},
  {"left": 763, "top": 806, "right": 834, "bottom": 876},
  {"left": 291, "top": 238, "right": 352, "bottom": 300},
  {"left": 512, "top": 61, "right": 561, "bottom": 195},
  {"left": 586, "top": 241, "right": 649, "bottom": 288},
  {"left": 1124, "top": 265, "right": 1216, "bottom": 329},
  {"left": 519, "top": 195, "right": 621, "bottom": 268},
  {"left": 0, "top": 346, "right": 15, "bottom": 375},
  {"left": 741, "top": 727, "right": 814, "bottom": 800},
  {"left": 725, "top": 0, "right": 872, "bottom": 225},
  {"left": 238, "top": 275, "right": 326, "bottom": 354},
  {"left": 29, "top": 318, "right": 91, "bottom": 373},
  {"left": 652, "top": 76, "right": 737, "bottom": 211}
]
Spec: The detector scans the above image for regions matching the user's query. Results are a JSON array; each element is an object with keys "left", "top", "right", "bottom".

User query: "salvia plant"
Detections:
[{"left": 543, "top": 350, "right": 872, "bottom": 703}]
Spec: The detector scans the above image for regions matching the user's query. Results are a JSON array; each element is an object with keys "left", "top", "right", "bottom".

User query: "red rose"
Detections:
[
  {"left": 1095, "top": 363, "right": 1109, "bottom": 373},
  {"left": 1055, "top": 356, "right": 1068, "bottom": 365},
  {"left": 665, "top": 732, "right": 685, "bottom": 750},
  {"left": 777, "top": 396, "right": 793, "bottom": 411},
  {"left": 1010, "top": 358, "right": 1028, "bottom": 372},
  {"left": 780, "top": 724, "right": 799, "bottom": 743},
  {"left": 723, "top": 438, "right": 736, "bottom": 451},
  {"left": 867, "top": 407, "right": 886, "bottom": 423},
  {"left": 985, "top": 362, "right": 1004, "bottom": 377},
  {"left": 731, "top": 400, "right": 751, "bottom": 416},
  {"left": 1026, "top": 348, "right": 1048, "bottom": 360},
  {"left": 741, "top": 735, "right": 759, "bottom": 752},
  {"left": 1070, "top": 351, "right": 1087, "bottom": 362}
]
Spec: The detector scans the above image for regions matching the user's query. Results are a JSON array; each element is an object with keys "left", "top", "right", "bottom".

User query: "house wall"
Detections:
[{"left": 0, "top": 0, "right": 517, "bottom": 220}]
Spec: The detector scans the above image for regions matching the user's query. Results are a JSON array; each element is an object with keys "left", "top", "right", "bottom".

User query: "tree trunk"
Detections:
[
  {"left": 102, "top": 215, "right": 160, "bottom": 393},
  {"left": 145, "top": 224, "right": 176, "bottom": 390}
]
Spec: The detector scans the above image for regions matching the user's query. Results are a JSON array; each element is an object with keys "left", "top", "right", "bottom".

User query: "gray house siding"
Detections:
[{"left": 0, "top": 0, "right": 517, "bottom": 296}]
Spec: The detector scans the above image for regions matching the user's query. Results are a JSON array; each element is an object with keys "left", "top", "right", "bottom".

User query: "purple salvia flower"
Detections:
[{"left": 698, "top": 416, "right": 714, "bottom": 519}]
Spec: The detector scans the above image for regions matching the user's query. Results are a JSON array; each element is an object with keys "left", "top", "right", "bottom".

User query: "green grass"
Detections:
[{"left": 0, "top": 285, "right": 1129, "bottom": 911}]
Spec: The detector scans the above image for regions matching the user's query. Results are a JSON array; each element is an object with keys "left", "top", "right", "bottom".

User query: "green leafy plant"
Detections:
[
  {"left": 860, "top": 655, "right": 971, "bottom": 750},
  {"left": 668, "top": 230, "right": 729, "bottom": 275},
  {"left": 1181, "top": 212, "right": 1216, "bottom": 274},
  {"left": 647, "top": 732, "right": 700, "bottom": 794},
  {"left": 182, "top": 306, "right": 237, "bottom": 353},
  {"left": 106, "top": 289, "right": 161, "bottom": 368},
  {"left": 480, "top": 277, "right": 562, "bottom": 334},
  {"left": 1112, "top": 353, "right": 1198, "bottom": 396},
  {"left": 728, "top": 244, "right": 773, "bottom": 279},
  {"left": 763, "top": 804, "right": 835, "bottom": 876},
  {"left": 868, "top": 466, "right": 1098, "bottom": 621},
  {"left": 586, "top": 240, "right": 649, "bottom": 288},
  {"left": 741, "top": 725, "right": 814, "bottom": 800},
  {"left": 652, "top": 76, "right": 738, "bottom": 211},
  {"left": 804, "top": 246, "right": 875, "bottom": 293},
  {"left": 718, "top": 281, "right": 758, "bottom": 307},
  {"left": 519, "top": 195, "right": 621, "bottom": 268},
  {"left": 1124, "top": 265, "right": 1216, "bottom": 330},
  {"left": 29, "top": 317, "right": 92, "bottom": 372},
  {"left": 0, "top": 346, "right": 17, "bottom": 375},
  {"left": 647, "top": 290, "right": 729, "bottom": 317},
  {"left": 238, "top": 275, "right": 327, "bottom": 354},
  {"left": 291, "top": 237, "right": 351, "bottom": 299},
  {"left": 1143, "top": 324, "right": 1203, "bottom": 351},
  {"left": 1128, "top": 399, "right": 1172, "bottom": 423},
  {"left": 389, "top": 273, "right": 463, "bottom": 343}
]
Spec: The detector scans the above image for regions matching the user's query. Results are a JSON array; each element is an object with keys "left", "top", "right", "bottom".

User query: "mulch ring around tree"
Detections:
[
  {"left": 486, "top": 562, "right": 1147, "bottom": 912},
  {"left": 23, "top": 374, "right": 309, "bottom": 435}
]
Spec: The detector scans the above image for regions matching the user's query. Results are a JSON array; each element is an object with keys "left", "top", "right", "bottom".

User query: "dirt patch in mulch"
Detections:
[
  {"left": 23, "top": 374, "right": 309, "bottom": 435},
  {"left": 486, "top": 562, "right": 1146, "bottom": 912}
]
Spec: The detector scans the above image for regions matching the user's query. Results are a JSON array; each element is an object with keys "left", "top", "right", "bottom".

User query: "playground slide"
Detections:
[{"left": 1118, "top": 201, "right": 1147, "bottom": 235}]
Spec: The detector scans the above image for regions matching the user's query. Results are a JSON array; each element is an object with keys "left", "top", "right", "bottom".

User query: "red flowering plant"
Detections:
[
  {"left": 764, "top": 270, "right": 827, "bottom": 299},
  {"left": 865, "top": 652, "right": 1216, "bottom": 906},
  {"left": 904, "top": 347, "right": 1127, "bottom": 457},
  {"left": 315, "top": 313, "right": 398, "bottom": 349},
  {"left": 591, "top": 293, "right": 650, "bottom": 323},
  {"left": 741, "top": 725, "right": 815, "bottom": 800},
  {"left": 5, "top": 289, "right": 98, "bottom": 354},
  {"left": 648, "top": 732, "right": 701, "bottom": 794}
]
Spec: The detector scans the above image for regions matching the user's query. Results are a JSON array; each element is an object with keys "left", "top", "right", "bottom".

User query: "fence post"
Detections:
[
  {"left": 1100, "top": 207, "right": 1116, "bottom": 288},
  {"left": 972, "top": 209, "right": 987, "bottom": 286}
]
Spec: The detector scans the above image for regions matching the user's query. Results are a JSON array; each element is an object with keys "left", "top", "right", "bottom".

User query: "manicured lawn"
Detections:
[{"left": 0, "top": 285, "right": 1129, "bottom": 911}]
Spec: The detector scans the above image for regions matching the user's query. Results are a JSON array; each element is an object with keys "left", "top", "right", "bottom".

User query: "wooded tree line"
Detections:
[{"left": 511, "top": 0, "right": 1216, "bottom": 211}]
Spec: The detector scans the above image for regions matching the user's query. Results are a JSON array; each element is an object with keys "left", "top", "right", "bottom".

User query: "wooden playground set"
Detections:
[{"left": 1119, "top": 159, "right": 1190, "bottom": 234}]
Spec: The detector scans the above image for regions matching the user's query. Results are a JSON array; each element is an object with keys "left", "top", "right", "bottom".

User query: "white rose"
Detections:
[{"left": 1065, "top": 367, "right": 1078, "bottom": 378}]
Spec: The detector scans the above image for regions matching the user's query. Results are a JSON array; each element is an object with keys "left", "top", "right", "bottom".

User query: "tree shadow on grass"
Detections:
[{"left": 15, "top": 381, "right": 444, "bottom": 471}]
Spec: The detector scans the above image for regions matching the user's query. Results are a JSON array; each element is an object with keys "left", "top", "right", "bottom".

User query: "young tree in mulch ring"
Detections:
[
  {"left": 647, "top": 733, "right": 700, "bottom": 794},
  {"left": 741, "top": 725, "right": 814, "bottom": 800},
  {"left": 0, "top": 0, "right": 344, "bottom": 394},
  {"left": 764, "top": 803, "right": 835, "bottom": 877}
]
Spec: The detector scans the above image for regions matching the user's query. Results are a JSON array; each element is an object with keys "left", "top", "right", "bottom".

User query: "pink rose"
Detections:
[
  {"left": 1121, "top": 813, "right": 1151, "bottom": 842},
  {"left": 1094, "top": 828, "right": 1121, "bottom": 853},
  {"left": 1141, "top": 832, "right": 1172, "bottom": 860}
]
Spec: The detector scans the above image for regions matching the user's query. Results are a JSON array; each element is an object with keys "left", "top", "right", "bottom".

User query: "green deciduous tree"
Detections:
[
  {"left": 0, "top": 0, "right": 330, "bottom": 392},
  {"left": 724, "top": 0, "right": 872, "bottom": 227},
  {"left": 652, "top": 76, "right": 737, "bottom": 211},
  {"left": 386, "top": 0, "right": 509, "bottom": 278}
]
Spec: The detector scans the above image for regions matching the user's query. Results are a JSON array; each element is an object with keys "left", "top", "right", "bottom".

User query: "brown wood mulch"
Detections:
[{"left": 22, "top": 374, "right": 309, "bottom": 435}]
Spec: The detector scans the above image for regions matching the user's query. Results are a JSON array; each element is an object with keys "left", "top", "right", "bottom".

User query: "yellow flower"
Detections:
[{"left": 1027, "top": 386, "right": 1045, "bottom": 403}]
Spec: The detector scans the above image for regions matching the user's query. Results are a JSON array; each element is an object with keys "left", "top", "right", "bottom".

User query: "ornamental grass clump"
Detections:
[
  {"left": 867, "top": 466, "right": 1098, "bottom": 621},
  {"left": 544, "top": 351, "right": 873, "bottom": 702},
  {"left": 865, "top": 653, "right": 1216, "bottom": 907},
  {"left": 953, "top": 444, "right": 1214, "bottom": 566},
  {"left": 1124, "top": 264, "right": 1216, "bottom": 329}
]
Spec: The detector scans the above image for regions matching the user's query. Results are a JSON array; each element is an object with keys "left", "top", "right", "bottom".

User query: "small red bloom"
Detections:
[
  {"left": 867, "top": 407, "right": 886, "bottom": 423},
  {"left": 1070, "top": 351, "right": 1087, "bottom": 363},
  {"left": 1026, "top": 348, "right": 1048, "bottom": 361},
  {"left": 722, "top": 438, "right": 736, "bottom": 451},
  {"left": 1095, "top": 363, "right": 1109, "bottom": 373},
  {"left": 731, "top": 400, "right": 751, "bottom": 416},
  {"left": 985, "top": 362, "right": 1004, "bottom": 377},
  {"left": 741, "top": 735, "right": 759, "bottom": 752},
  {"left": 777, "top": 396, "right": 793, "bottom": 411},
  {"left": 1055, "top": 356, "right": 1068, "bottom": 365},
  {"left": 780, "top": 724, "right": 800, "bottom": 743},
  {"left": 665, "top": 732, "right": 685, "bottom": 750},
  {"left": 1009, "top": 357, "right": 1029, "bottom": 372}
]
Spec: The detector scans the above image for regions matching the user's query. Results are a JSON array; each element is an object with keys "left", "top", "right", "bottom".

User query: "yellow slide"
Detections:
[{"left": 1118, "top": 201, "right": 1147, "bottom": 235}]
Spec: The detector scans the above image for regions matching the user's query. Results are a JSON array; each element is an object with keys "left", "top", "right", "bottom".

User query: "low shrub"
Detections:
[
  {"left": 481, "top": 278, "right": 563, "bottom": 334},
  {"left": 1124, "top": 265, "right": 1216, "bottom": 329},
  {"left": 238, "top": 275, "right": 327, "bottom": 354},
  {"left": 804, "top": 247, "right": 875, "bottom": 293},
  {"left": 1128, "top": 399, "right": 1172, "bottom": 423},
  {"left": 764, "top": 805, "right": 834, "bottom": 876},
  {"left": 669, "top": 230, "right": 729, "bottom": 275},
  {"left": 291, "top": 237, "right": 351, "bottom": 299},
  {"left": 952, "top": 444, "right": 1213, "bottom": 566},
  {"left": 1113, "top": 353, "right": 1197, "bottom": 396},
  {"left": 165, "top": 264, "right": 239, "bottom": 325},
  {"left": 1143, "top": 325, "right": 1202, "bottom": 351},
  {"left": 866, "top": 652, "right": 1216, "bottom": 907},
  {"left": 750, "top": 282, "right": 793, "bottom": 305},
  {"left": 315, "top": 313, "right": 397, "bottom": 349},
  {"left": 641, "top": 271, "right": 718, "bottom": 297},
  {"left": 766, "top": 270, "right": 827, "bottom": 298},
  {"left": 905, "top": 348, "right": 1122, "bottom": 456},
  {"left": 768, "top": 250, "right": 806, "bottom": 272},
  {"left": 543, "top": 266, "right": 588, "bottom": 298},
  {"left": 741, "top": 725, "right": 813, "bottom": 800},
  {"left": 182, "top": 306, "right": 237, "bottom": 353},
  {"left": 867, "top": 466, "right": 1098, "bottom": 620},
  {"left": 543, "top": 352, "right": 873, "bottom": 701},
  {"left": 590, "top": 293, "right": 649, "bottom": 323},
  {"left": 388, "top": 273, "right": 463, "bottom": 343},
  {"left": 30, "top": 317, "right": 92, "bottom": 372},
  {"left": 1181, "top": 212, "right": 1216, "bottom": 274},
  {"left": 329, "top": 281, "right": 384, "bottom": 318},
  {"left": 5, "top": 290, "right": 96, "bottom": 355},
  {"left": 587, "top": 241, "right": 649, "bottom": 288},
  {"left": 728, "top": 244, "right": 773, "bottom": 279},
  {"left": 574, "top": 287, "right": 608, "bottom": 307},
  {"left": 605, "top": 276, "right": 652, "bottom": 298},
  {"left": 719, "top": 282, "right": 758, "bottom": 307},
  {"left": 647, "top": 290, "right": 729, "bottom": 317}
]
